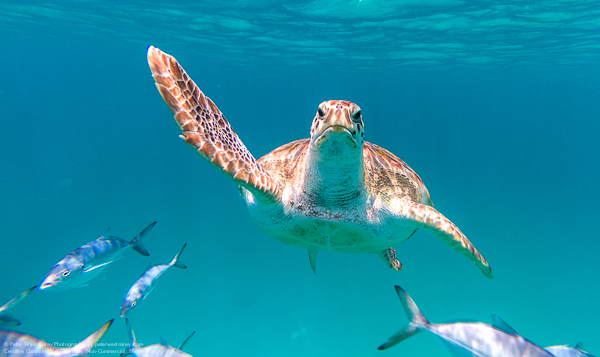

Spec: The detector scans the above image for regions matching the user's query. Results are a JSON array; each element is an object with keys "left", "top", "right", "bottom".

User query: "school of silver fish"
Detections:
[{"left": 1, "top": 222, "right": 190, "bottom": 357}]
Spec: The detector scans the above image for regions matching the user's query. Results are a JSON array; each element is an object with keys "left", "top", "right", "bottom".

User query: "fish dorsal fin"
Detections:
[
  {"left": 135, "top": 262, "right": 155, "bottom": 280},
  {"left": 160, "top": 338, "right": 172, "bottom": 348},
  {"left": 491, "top": 315, "right": 518, "bottom": 335},
  {"left": 575, "top": 342, "right": 585, "bottom": 350},
  {"left": 178, "top": 331, "right": 196, "bottom": 350},
  {"left": 98, "top": 227, "right": 111, "bottom": 239}
]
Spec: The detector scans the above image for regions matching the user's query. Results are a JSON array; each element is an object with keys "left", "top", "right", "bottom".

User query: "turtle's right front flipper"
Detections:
[{"left": 147, "top": 46, "right": 281, "bottom": 204}]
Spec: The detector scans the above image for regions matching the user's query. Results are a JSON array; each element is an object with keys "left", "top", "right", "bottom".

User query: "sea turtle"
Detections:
[{"left": 147, "top": 46, "right": 493, "bottom": 279}]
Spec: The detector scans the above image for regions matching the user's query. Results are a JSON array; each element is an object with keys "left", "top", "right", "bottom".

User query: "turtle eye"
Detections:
[
  {"left": 317, "top": 107, "right": 326, "bottom": 118},
  {"left": 352, "top": 110, "right": 362, "bottom": 123},
  {"left": 61, "top": 270, "right": 70, "bottom": 277}
]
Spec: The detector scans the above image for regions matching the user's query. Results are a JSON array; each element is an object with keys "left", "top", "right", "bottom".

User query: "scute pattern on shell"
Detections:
[
  {"left": 257, "top": 140, "right": 430, "bottom": 207},
  {"left": 257, "top": 139, "right": 309, "bottom": 188},
  {"left": 147, "top": 46, "right": 280, "bottom": 203},
  {"left": 363, "top": 142, "right": 432, "bottom": 207}
]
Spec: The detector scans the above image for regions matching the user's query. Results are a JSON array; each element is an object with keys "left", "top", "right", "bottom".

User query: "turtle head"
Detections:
[
  {"left": 309, "top": 101, "right": 364, "bottom": 156},
  {"left": 306, "top": 100, "right": 365, "bottom": 203}
]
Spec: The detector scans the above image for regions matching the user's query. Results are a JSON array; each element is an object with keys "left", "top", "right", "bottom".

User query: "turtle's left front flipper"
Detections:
[
  {"left": 147, "top": 46, "right": 281, "bottom": 204},
  {"left": 401, "top": 202, "right": 493, "bottom": 279}
]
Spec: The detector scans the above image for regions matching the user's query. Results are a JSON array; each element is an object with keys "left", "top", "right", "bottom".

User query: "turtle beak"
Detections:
[{"left": 315, "top": 125, "right": 357, "bottom": 149}]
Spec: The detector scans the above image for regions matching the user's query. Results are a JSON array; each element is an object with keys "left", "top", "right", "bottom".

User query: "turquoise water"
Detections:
[{"left": 1, "top": 1, "right": 599, "bottom": 356}]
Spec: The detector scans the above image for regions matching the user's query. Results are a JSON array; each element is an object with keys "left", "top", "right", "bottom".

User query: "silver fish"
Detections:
[
  {"left": 546, "top": 343, "right": 595, "bottom": 357},
  {"left": 120, "top": 243, "right": 187, "bottom": 317},
  {"left": 0, "top": 319, "right": 113, "bottom": 357},
  {"left": 39, "top": 222, "right": 156, "bottom": 292},
  {"left": 378, "top": 285, "right": 555, "bottom": 357},
  {"left": 0, "top": 286, "right": 36, "bottom": 327},
  {"left": 120, "top": 318, "right": 194, "bottom": 357}
]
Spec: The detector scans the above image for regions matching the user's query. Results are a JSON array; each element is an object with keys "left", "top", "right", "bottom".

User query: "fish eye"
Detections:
[
  {"left": 131, "top": 301, "right": 136, "bottom": 307},
  {"left": 61, "top": 271, "right": 70, "bottom": 277},
  {"left": 352, "top": 110, "right": 362, "bottom": 123}
]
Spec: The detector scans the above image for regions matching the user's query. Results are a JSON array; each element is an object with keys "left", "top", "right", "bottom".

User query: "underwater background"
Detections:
[{"left": 1, "top": 1, "right": 599, "bottom": 356}]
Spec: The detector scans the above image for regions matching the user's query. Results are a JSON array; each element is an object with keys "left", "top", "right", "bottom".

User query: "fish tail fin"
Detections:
[
  {"left": 377, "top": 286, "right": 428, "bottom": 350},
  {"left": 130, "top": 221, "right": 156, "bottom": 257},
  {"left": 120, "top": 318, "right": 141, "bottom": 356},
  {"left": 395, "top": 285, "right": 429, "bottom": 327},
  {"left": 170, "top": 243, "right": 187, "bottom": 269},
  {"left": 63, "top": 319, "right": 113, "bottom": 357}
]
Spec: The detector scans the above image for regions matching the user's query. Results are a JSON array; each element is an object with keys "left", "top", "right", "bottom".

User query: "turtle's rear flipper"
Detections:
[
  {"left": 308, "top": 248, "right": 318, "bottom": 273},
  {"left": 377, "top": 248, "right": 403, "bottom": 271},
  {"left": 147, "top": 46, "right": 281, "bottom": 204}
]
